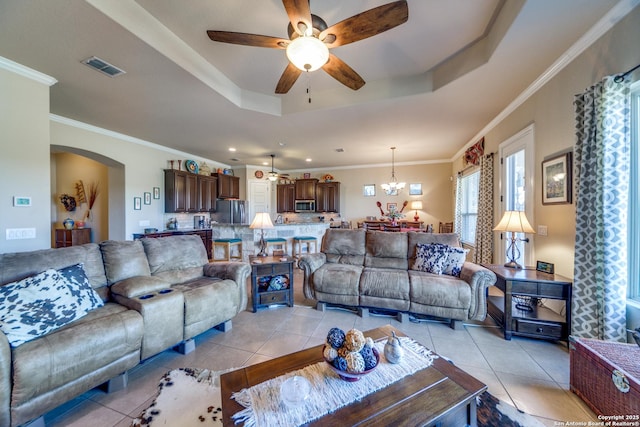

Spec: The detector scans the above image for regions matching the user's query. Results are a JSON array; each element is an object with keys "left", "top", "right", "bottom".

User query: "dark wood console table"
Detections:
[{"left": 483, "top": 264, "right": 572, "bottom": 341}]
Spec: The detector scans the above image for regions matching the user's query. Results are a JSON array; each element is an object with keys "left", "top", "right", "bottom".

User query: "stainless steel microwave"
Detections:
[{"left": 295, "top": 200, "right": 315, "bottom": 212}]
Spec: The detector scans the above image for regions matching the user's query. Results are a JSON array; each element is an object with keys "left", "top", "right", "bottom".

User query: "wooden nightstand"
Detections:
[
  {"left": 249, "top": 256, "right": 294, "bottom": 312},
  {"left": 483, "top": 264, "right": 572, "bottom": 341}
]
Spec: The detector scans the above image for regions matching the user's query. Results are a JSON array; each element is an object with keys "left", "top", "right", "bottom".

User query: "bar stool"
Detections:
[
  {"left": 292, "top": 236, "right": 317, "bottom": 258},
  {"left": 264, "top": 237, "right": 288, "bottom": 255},
  {"left": 212, "top": 238, "right": 242, "bottom": 261}
]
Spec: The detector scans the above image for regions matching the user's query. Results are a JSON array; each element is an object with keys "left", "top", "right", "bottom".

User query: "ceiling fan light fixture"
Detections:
[
  {"left": 286, "top": 36, "right": 329, "bottom": 72},
  {"left": 268, "top": 154, "right": 280, "bottom": 181}
]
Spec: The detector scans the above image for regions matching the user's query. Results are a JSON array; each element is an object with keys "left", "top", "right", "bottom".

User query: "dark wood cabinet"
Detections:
[
  {"left": 316, "top": 182, "right": 340, "bottom": 212},
  {"left": 133, "top": 229, "right": 213, "bottom": 259},
  {"left": 197, "top": 175, "right": 217, "bottom": 212},
  {"left": 165, "top": 170, "right": 219, "bottom": 213},
  {"left": 165, "top": 169, "right": 198, "bottom": 213},
  {"left": 276, "top": 184, "right": 295, "bottom": 213},
  {"left": 294, "top": 178, "right": 318, "bottom": 200},
  {"left": 55, "top": 228, "right": 91, "bottom": 248},
  {"left": 215, "top": 173, "right": 240, "bottom": 199}
]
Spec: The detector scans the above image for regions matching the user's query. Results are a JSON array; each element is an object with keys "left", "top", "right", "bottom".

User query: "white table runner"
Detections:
[{"left": 232, "top": 337, "right": 437, "bottom": 427}]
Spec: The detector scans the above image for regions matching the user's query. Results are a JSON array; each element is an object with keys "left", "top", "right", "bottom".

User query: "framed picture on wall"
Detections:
[
  {"left": 153, "top": 187, "right": 160, "bottom": 199},
  {"left": 134, "top": 197, "right": 141, "bottom": 210},
  {"left": 363, "top": 184, "right": 376, "bottom": 196},
  {"left": 409, "top": 183, "right": 422, "bottom": 195},
  {"left": 144, "top": 192, "right": 151, "bottom": 205},
  {"left": 542, "top": 152, "right": 572, "bottom": 205},
  {"left": 387, "top": 202, "right": 397, "bottom": 211}
]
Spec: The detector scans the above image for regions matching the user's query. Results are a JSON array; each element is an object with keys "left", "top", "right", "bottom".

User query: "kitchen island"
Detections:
[
  {"left": 210, "top": 222, "right": 330, "bottom": 261},
  {"left": 133, "top": 228, "right": 213, "bottom": 259}
]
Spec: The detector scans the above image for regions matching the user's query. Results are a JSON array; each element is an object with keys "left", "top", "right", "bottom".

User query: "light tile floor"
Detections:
[{"left": 43, "top": 270, "right": 598, "bottom": 426}]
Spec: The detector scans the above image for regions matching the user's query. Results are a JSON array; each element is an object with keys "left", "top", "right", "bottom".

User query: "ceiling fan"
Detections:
[
  {"left": 267, "top": 154, "right": 289, "bottom": 181},
  {"left": 207, "top": 0, "right": 409, "bottom": 94}
]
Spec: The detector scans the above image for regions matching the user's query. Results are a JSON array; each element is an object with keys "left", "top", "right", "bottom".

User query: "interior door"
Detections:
[
  {"left": 249, "top": 180, "right": 270, "bottom": 224},
  {"left": 498, "top": 124, "right": 535, "bottom": 266}
]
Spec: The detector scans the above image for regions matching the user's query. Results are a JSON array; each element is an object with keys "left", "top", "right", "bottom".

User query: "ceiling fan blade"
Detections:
[
  {"left": 322, "top": 53, "right": 365, "bottom": 91},
  {"left": 275, "top": 63, "right": 303, "bottom": 94},
  {"left": 319, "top": 0, "right": 408, "bottom": 48},
  {"left": 282, "top": 0, "right": 312, "bottom": 35},
  {"left": 207, "top": 31, "right": 288, "bottom": 49}
]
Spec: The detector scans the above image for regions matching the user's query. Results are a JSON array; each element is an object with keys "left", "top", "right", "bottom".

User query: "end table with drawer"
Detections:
[
  {"left": 249, "top": 255, "right": 295, "bottom": 312},
  {"left": 482, "top": 264, "right": 572, "bottom": 341}
]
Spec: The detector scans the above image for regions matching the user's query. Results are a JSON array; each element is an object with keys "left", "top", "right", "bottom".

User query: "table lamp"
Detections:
[
  {"left": 493, "top": 210, "right": 535, "bottom": 269},
  {"left": 410, "top": 201, "right": 423, "bottom": 222},
  {"left": 249, "top": 212, "right": 274, "bottom": 257}
]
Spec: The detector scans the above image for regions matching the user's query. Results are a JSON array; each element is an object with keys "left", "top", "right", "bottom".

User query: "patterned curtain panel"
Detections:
[
  {"left": 572, "top": 76, "right": 631, "bottom": 342},
  {"left": 454, "top": 174, "right": 462, "bottom": 238},
  {"left": 473, "top": 154, "right": 494, "bottom": 264}
]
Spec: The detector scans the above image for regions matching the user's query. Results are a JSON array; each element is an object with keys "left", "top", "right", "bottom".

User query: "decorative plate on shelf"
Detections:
[
  {"left": 255, "top": 170, "right": 264, "bottom": 179},
  {"left": 185, "top": 160, "right": 199, "bottom": 174}
]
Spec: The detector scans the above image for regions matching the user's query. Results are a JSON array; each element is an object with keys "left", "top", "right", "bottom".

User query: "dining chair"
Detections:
[{"left": 439, "top": 222, "right": 454, "bottom": 233}]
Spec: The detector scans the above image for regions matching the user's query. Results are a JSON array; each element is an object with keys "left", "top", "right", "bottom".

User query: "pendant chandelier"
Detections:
[{"left": 381, "top": 147, "right": 405, "bottom": 195}]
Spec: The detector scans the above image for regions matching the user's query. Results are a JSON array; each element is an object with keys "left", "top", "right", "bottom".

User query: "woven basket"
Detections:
[{"left": 570, "top": 337, "right": 640, "bottom": 416}]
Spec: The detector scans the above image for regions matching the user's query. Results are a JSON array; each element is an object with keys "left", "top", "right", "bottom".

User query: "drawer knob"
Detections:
[{"left": 536, "top": 327, "right": 543, "bottom": 333}]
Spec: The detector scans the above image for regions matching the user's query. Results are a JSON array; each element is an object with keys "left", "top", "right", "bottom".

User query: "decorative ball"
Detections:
[
  {"left": 323, "top": 345, "right": 338, "bottom": 362},
  {"left": 333, "top": 356, "right": 347, "bottom": 371},
  {"left": 327, "top": 327, "right": 346, "bottom": 349},
  {"left": 345, "top": 351, "right": 365, "bottom": 373},
  {"left": 360, "top": 345, "right": 377, "bottom": 370},
  {"left": 365, "top": 337, "right": 374, "bottom": 348},
  {"left": 344, "top": 329, "right": 366, "bottom": 352},
  {"left": 337, "top": 346, "right": 350, "bottom": 358}
]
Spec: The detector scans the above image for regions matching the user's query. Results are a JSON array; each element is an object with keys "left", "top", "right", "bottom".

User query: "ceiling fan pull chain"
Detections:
[{"left": 306, "top": 71, "right": 312, "bottom": 103}]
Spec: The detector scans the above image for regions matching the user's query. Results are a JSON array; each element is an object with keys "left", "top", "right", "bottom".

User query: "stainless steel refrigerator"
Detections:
[{"left": 212, "top": 200, "right": 246, "bottom": 224}]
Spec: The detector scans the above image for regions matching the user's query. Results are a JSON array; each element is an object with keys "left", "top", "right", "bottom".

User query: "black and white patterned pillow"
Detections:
[
  {"left": 413, "top": 243, "right": 449, "bottom": 274},
  {"left": 0, "top": 263, "right": 103, "bottom": 347},
  {"left": 442, "top": 246, "right": 469, "bottom": 277}
]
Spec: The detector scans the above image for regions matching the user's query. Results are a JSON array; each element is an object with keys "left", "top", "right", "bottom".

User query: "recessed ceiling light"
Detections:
[
  {"left": 279, "top": 142, "right": 287, "bottom": 146},
  {"left": 306, "top": 158, "right": 312, "bottom": 162},
  {"left": 230, "top": 158, "right": 239, "bottom": 162},
  {"left": 335, "top": 148, "right": 344, "bottom": 153},
  {"left": 262, "top": 162, "right": 269, "bottom": 166},
  {"left": 229, "top": 147, "right": 236, "bottom": 152}
]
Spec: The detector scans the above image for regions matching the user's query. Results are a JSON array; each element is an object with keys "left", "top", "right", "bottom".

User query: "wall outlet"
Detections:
[
  {"left": 139, "top": 220, "right": 150, "bottom": 226},
  {"left": 537, "top": 225, "right": 548, "bottom": 236},
  {"left": 6, "top": 228, "right": 36, "bottom": 240}
]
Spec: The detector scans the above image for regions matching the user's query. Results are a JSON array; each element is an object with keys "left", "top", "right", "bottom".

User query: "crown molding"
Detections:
[{"left": 0, "top": 56, "right": 57, "bottom": 86}]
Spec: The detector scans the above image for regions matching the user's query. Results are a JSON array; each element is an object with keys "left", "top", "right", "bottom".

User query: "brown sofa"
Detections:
[
  {"left": 0, "top": 234, "right": 250, "bottom": 427},
  {"left": 299, "top": 229, "right": 496, "bottom": 329}
]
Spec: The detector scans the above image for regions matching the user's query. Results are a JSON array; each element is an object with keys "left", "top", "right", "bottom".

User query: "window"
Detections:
[
  {"left": 629, "top": 81, "right": 640, "bottom": 302},
  {"left": 459, "top": 170, "right": 479, "bottom": 245}
]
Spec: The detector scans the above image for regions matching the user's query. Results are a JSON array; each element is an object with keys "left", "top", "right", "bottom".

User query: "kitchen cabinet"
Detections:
[
  {"left": 316, "top": 182, "right": 340, "bottom": 212},
  {"left": 294, "top": 178, "right": 318, "bottom": 200},
  {"left": 165, "top": 169, "right": 198, "bottom": 213},
  {"left": 276, "top": 184, "right": 295, "bottom": 213},
  {"left": 198, "top": 175, "right": 217, "bottom": 212},
  {"left": 215, "top": 173, "right": 240, "bottom": 199}
]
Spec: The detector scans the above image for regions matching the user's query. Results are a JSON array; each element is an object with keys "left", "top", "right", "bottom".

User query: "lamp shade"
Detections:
[
  {"left": 249, "top": 212, "right": 274, "bottom": 229},
  {"left": 286, "top": 36, "right": 329, "bottom": 72},
  {"left": 493, "top": 211, "right": 535, "bottom": 234},
  {"left": 410, "top": 201, "right": 423, "bottom": 210}
]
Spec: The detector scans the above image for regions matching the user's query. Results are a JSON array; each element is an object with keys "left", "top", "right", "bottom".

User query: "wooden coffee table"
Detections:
[{"left": 221, "top": 325, "right": 486, "bottom": 426}]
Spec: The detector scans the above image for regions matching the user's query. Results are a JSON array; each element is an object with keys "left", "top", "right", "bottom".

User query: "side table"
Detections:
[
  {"left": 482, "top": 264, "right": 572, "bottom": 341},
  {"left": 250, "top": 255, "right": 294, "bottom": 312}
]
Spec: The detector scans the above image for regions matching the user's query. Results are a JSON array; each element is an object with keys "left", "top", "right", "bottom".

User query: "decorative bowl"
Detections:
[{"left": 324, "top": 347, "right": 379, "bottom": 382}]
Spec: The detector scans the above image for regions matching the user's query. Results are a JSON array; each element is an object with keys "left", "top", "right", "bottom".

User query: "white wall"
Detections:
[{"left": 0, "top": 66, "right": 52, "bottom": 252}]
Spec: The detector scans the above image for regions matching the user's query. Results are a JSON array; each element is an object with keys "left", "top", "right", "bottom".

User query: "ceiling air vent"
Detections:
[{"left": 81, "top": 56, "right": 126, "bottom": 78}]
